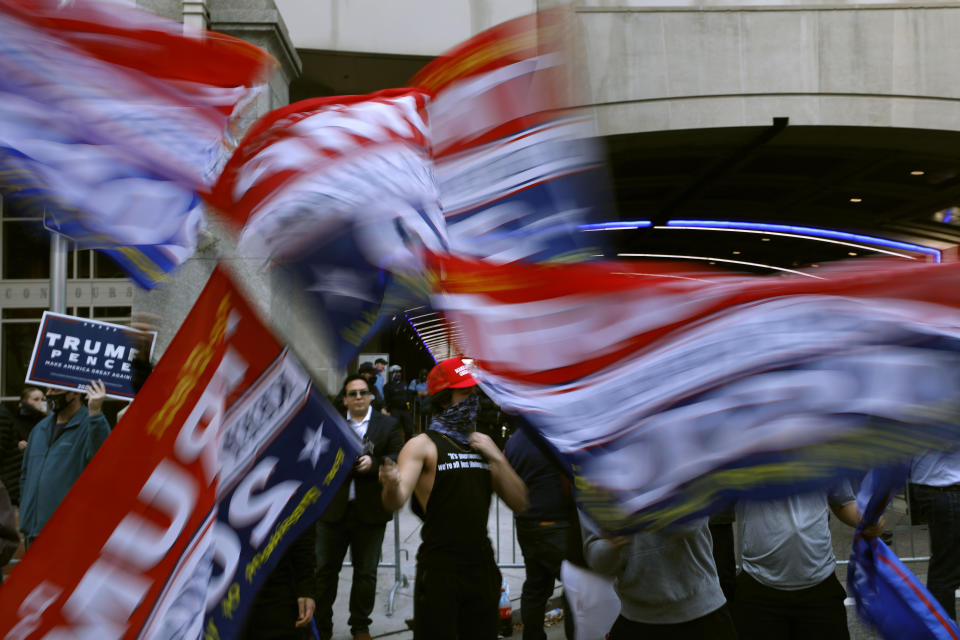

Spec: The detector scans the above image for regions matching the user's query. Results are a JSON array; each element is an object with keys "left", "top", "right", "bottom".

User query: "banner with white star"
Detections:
[
  {"left": 0, "top": 265, "right": 361, "bottom": 639},
  {"left": 206, "top": 351, "right": 361, "bottom": 639}
]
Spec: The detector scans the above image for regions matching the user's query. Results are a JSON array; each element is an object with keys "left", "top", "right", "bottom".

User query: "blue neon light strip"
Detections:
[
  {"left": 405, "top": 313, "right": 438, "bottom": 363},
  {"left": 665, "top": 220, "right": 941, "bottom": 263},
  {"left": 576, "top": 219, "right": 941, "bottom": 263},
  {"left": 580, "top": 220, "right": 653, "bottom": 230}
]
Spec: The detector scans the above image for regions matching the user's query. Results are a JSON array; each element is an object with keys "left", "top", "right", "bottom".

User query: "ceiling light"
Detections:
[
  {"left": 610, "top": 271, "right": 712, "bottom": 282},
  {"left": 616, "top": 253, "right": 823, "bottom": 278},
  {"left": 660, "top": 220, "right": 940, "bottom": 262},
  {"left": 849, "top": 197, "right": 862, "bottom": 203},
  {"left": 761, "top": 237, "right": 770, "bottom": 242},
  {"left": 732, "top": 250, "right": 741, "bottom": 255},
  {"left": 848, "top": 251, "right": 858, "bottom": 257},
  {"left": 935, "top": 207, "right": 957, "bottom": 224},
  {"left": 910, "top": 170, "right": 925, "bottom": 176}
]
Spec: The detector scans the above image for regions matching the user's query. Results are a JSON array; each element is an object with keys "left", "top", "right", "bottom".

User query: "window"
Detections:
[
  {"left": 0, "top": 197, "right": 136, "bottom": 416},
  {"left": 2, "top": 218, "right": 49, "bottom": 279},
  {"left": 1, "top": 308, "right": 44, "bottom": 400}
]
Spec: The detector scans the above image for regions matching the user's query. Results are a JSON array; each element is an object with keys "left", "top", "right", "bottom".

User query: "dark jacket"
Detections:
[
  {"left": 320, "top": 412, "right": 403, "bottom": 525},
  {"left": 0, "top": 478, "right": 18, "bottom": 580},
  {"left": 0, "top": 407, "right": 20, "bottom": 506},
  {"left": 240, "top": 526, "right": 316, "bottom": 639},
  {"left": 505, "top": 427, "right": 572, "bottom": 521},
  {"left": 383, "top": 377, "right": 410, "bottom": 412},
  {"left": 0, "top": 406, "right": 45, "bottom": 506}
]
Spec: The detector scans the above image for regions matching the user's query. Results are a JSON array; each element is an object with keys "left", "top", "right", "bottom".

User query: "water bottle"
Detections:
[
  {"left": 544, "top": 607, "right": 563, "bottom": 625},
  {"left": 498, "top": 579, "right": 513, "bottom": 637}
]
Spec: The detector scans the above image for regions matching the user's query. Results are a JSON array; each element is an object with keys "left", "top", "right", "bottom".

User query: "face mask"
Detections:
[
  {"left": 38, "top": 400, "right": 48, "bottom": 414},
  {"left": 46, "top": 393, "right": 75, "bottom": 415},
  {"left": 46, "top": 395, "right": 63, "bottom": 415},
  {"left": 429, "top": 393, "right": 479, "bottom": 447}
]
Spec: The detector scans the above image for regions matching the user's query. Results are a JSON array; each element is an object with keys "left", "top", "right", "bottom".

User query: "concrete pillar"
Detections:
[{"left": 182, "top": 0, "right": 209, "bottom": 31}]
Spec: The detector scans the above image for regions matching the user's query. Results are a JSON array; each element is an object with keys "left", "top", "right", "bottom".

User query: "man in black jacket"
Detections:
[
  {"left": 314, "top": 374, "right": 403, "bottom": 640},
  {"left": 505, "top": 426, "right": 581, "bottom": 640}
]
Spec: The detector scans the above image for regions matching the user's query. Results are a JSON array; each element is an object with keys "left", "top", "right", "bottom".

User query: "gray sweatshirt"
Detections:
[{"left": 581, "top": 516, "right": 726, "bottom": 625}]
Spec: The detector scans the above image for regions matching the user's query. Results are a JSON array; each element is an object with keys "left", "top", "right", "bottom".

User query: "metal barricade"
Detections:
[
  {"left": 386, "top": 515, "right": 409, "bottom": 616},
  {"left": 833, "top": 486, "right": 931, "bottom": 571},
  {"left": 491, "top": 495, "right": 524, "bottom": 569},
  {"left": 733, "top": 486, "right": 932, "bottom": 579}
]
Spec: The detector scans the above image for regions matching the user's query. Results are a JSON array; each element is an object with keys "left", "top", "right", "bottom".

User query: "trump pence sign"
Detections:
[{"left": 25, "top": 312, "right": 156, "bottom": 399}]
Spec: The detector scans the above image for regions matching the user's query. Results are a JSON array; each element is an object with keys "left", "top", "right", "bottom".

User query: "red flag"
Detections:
[{"left": 0, "top": 266, "right": 289, "bottom": 638}]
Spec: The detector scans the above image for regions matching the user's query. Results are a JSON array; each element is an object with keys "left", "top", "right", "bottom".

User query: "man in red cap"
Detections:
[{"left": 380, "top": 357, "right": 528, "bottom": 639}]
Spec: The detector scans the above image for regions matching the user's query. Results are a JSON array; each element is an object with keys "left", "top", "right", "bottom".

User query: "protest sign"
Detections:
[
  {"left": 24, "top": 312, "right": 156, "bottom": 400},
  {"left": 0, "top": 265, "right": 361, "bottom": 639}
]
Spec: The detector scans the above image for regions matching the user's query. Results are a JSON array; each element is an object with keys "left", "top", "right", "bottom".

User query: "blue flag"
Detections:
[{"left": 848, "top": 466, "right": 960, "bottom": 639}]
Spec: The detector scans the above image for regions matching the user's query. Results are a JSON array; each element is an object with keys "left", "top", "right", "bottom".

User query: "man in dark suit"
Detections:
[{"left": 315, "top": 374, "right": 403, "bottom": 640}]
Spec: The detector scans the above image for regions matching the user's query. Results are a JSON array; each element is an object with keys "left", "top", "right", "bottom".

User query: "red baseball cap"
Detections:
[{"left": 427, "top": 357, "right": 477, "bottom": 395}]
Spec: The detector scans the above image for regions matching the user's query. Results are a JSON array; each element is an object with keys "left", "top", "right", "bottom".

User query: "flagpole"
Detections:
[{"left": 49, "top": 231, "right": 67, "bottom": 314}]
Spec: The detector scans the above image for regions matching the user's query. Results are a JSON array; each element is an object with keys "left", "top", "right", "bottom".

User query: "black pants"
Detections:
[
  {"left": 414, "top": 551, "right": 502, "bottom": 639},
  {"left": 608, "top": 605, "right": 737, "bottom": 640},
  {"left": 734, "top": 572, "right": 848, "bottom": 640},
  {"left": 911, "top": 483, "right": 960, "bottom": 620},
  {"left": 241, "top": 593, "right": 310, "bottom": 640},
  {"left": 515, "top": 519, "right": 573, "bottom": 640},
  {"left": 314, "top": 505, "right": 386, "bottom": 638},
  {"left": 391, "top": 408, "right": 415, "bottom": 441},
  {"left": 709, "top": 522, "right": 736, "bottom": 604}
]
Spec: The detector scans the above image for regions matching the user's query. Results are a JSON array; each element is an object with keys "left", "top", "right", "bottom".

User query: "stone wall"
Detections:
[{"left": 576, "top": 3, "right": 960, "bottom": 135}]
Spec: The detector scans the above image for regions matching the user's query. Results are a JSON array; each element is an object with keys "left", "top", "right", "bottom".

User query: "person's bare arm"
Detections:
[
  {"left": 380, "top": 434, "right": 430, "bottom": 511},
  {"left": 469, "top": 432, "right": 528, "bottom": 514},
  {"left": 831, "top": 501, "right": 884, "bottom": 537}
]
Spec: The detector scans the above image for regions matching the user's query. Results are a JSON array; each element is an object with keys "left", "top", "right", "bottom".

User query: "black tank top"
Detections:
[{"left": 412, "top": 430, "right": 494, "bottom": 558}]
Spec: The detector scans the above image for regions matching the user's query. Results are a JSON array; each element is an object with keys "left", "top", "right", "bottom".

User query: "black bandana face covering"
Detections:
[{"left": 429, "top": 393, "right": 479, "bottom": 447}]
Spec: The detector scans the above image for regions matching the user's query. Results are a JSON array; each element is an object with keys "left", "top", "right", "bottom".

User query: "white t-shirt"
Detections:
[
  {"left": 737, "top": 481, "right": 854, "bottom": 590},
  {"left": 911, "top": 448, "right": 960, "bottom": 487}
]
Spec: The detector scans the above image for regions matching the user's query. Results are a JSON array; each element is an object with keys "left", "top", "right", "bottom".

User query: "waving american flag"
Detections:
[
  {"left": 432, "top": 255, "right": 960, "bottom": 535},
  {"left": 0, "top": 0, "right": 272, "bottom": 287}
]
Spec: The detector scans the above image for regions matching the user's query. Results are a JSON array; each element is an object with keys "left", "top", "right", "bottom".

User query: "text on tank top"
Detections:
[{"left": 412, "top": 430, "right": 494, "bottom": 555}]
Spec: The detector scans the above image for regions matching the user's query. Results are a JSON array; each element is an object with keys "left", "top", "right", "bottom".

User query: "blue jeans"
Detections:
[
  {"left": 912, "top": 484, "right": 960, "bottom": 620},
  {"left": 515, "top": 519, "right": 572, "bottom": 640},
  {"left": 314, "top": 504, "right": 386, "bottom": 638}
]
